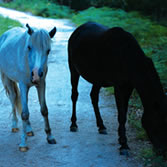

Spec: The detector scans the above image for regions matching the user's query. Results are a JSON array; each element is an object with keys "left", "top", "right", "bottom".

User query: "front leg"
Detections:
[
  {"left": 19, "top": 83, "right": 30, "bottom": 152},
  {"left": 36, "top": 80, "right": 56, "bottom": 144}
]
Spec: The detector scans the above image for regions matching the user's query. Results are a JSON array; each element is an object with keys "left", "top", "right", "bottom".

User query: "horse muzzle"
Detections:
[{"left": 31, "top": 68, "right": 43, "bottom": 85}]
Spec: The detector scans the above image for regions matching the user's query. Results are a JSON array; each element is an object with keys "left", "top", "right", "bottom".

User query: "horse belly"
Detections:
[{"left": 73, "top": 58, "right": 125, "bottom": 87}]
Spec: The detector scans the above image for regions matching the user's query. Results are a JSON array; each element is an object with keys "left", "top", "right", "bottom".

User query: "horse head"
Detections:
[
  {"left": 26, "top": 24, "right": 56, "bottom": 85},
  {"left": 142, "top": 95, "right": 167, "bottom": 154}
]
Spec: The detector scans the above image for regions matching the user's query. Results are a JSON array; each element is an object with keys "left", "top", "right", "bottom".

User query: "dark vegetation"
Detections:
[
  {"left": 55, "top": 0, "right": 167, "bottom": 24},
  {"left": 0, "top": 0, "right": 167, "bottom": 166}
]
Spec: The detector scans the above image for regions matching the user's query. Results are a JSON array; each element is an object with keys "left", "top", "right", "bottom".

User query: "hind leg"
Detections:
[
  {"left": 114, "top": 84, "right": 133, "bottom": 156},
  {"left": 69, "top": 64, "right": 80, "bottom": 132},
  {"left": 1, "top": 73, "right": 19, "bottom": 132},
  {"left": 90, "top": 84, "right": 107, "bottom": 134},
  {"left": 11, "top": 108, "right": 19, "bottom": 133},
  {"left": 10, "top": 82, "right": 33, "bottom": 136},
  {"left": 9, "top": 92, "right": 19, "bottom": 133}
]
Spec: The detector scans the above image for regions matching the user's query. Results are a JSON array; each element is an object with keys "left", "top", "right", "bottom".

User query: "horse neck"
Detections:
[
  {"left": 17, "top": 33, "right": 30, "bottom": 74},
  {"left": 134, "top": 59, "right": 165, "bottom": 110}
]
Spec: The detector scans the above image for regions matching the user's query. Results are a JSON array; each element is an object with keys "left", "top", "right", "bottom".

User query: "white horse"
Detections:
[{"left": 0, "top": 24, "right": 56, "bottom": 152}]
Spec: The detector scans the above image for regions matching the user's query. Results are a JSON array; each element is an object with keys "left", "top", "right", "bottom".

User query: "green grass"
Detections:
[
  {"left": 0, "top": 0, "right": 73, "bottom": 18},
  {"left": 0, "top": 15, "right": 21, "bottom": 35}
]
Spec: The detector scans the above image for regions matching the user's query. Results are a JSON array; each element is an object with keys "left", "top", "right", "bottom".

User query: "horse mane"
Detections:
[
  {"left": 134, "top": 54, "right": 165, "bottom": 110},
  {"left": 146, "top": 57, "right": 165, "bottom": 99},
  {"left": 30, "top": 29, "right": 51, "bottom": 51}
]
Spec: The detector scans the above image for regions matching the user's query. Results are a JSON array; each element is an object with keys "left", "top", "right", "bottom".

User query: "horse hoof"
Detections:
[
  {"left": 19, "top": 146, "right": 29, "bottom": 152},
  {"left": 120, "top": 149, "right": 130, "bottom": 157},
  {"left": 12, "top": 128, "right": 19, "bottom": 133},
  {"left": 98, "top": 128, "right": 107, "bottom": 135},
  {"left": 47, "top": 139, "right": 56, "bottom": 144},
  {"left": 27, "top": 131, "right": 34, "bottom": 137},
  {"left": 70, "top": 126, "right": 78, "bottom": 132}
]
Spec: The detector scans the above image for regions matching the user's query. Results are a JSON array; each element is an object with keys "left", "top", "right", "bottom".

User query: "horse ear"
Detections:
[
  {"left": 49, "top": 27, "right": 56, "bottom": 38},
  {"left": 26, "top": 24, "right": 34, "bottom": 35}
]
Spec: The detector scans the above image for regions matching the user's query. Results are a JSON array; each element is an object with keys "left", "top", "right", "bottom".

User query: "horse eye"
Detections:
[
  {"left": 28, "top": 46, "right": 31, "bottom": 50},
  {"left": 47, "top": 49, "right": 50, "bottom": 55}
]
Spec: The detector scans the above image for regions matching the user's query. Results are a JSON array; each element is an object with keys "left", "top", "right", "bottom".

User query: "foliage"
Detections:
[{"left": 0, "top": 0, "right": 73, "bottom": 18}]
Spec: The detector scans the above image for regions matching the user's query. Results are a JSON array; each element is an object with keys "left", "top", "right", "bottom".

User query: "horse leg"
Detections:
[
  {"left": 90, "top": 84, "right": 107, "bottom": 134},
  {"left": 26, "top": 120, "right": 34, "bottom": 136},
  {"left": 1, "top": 73, "right": 19, "bottom": 132},
  {"left": 11, "top": 108, "right": 19, "bottom": 132},
  {"left": 114, "top": 84, "right": 133, "bottom": 156},
  {"left": 7, "top": 83, "right": 19, "bottom": 132},
  {"left": 19, "top": 83, "right": 30, "bottom": 152},
  {"left": 36, "top": 80, "right": 56, "bottom": 144},
  {"left": 8, "top": 86, "right": 19, "bottom": 133},
  {"left": 70, "top": 65, "right": 80, "bottom": 132}
]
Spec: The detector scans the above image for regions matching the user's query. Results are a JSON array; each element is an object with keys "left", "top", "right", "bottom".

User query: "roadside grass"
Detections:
[
  {"left": 0, "top": 0, "right": 73, "bottom": 18},
  {"left": 72, "top": 7, "right": 167, "bottom": 166},
  {"left": 0, "top": 15, "right": 21, "bottom": 35}
]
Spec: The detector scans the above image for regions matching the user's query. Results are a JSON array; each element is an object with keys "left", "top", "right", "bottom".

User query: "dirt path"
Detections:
[{"left": 0, "top": 7, "right": 143, "bottom": 167}]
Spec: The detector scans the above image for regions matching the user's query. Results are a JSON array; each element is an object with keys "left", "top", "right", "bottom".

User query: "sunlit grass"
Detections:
[
  {"left": 0, "top": 0, "right": 73, "bottom": 18},
  {"left": 0, "top": 16, "right": 21, "bottom": 35}
]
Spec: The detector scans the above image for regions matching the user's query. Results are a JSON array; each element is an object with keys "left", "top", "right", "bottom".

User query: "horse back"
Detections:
[
  {"left": 0, "top": 27, "right": 28, "bottom": 82},
  {"left": 68, "top": 22, "right": 148, "bottom": 86}
]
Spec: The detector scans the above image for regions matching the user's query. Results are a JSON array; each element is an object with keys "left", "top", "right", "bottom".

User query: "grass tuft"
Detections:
[{"left": 0, "top": 16, "right": 21, "bottom": 35}]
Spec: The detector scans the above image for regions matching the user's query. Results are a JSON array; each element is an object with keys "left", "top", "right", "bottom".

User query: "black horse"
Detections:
[{"left": 68, "top": 22, "right": 167, "bottom": 155}]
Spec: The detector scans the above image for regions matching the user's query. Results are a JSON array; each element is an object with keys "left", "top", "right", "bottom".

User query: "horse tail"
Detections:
[{"left": 1, "top": 72, "right": 22, "bottom": 115}]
